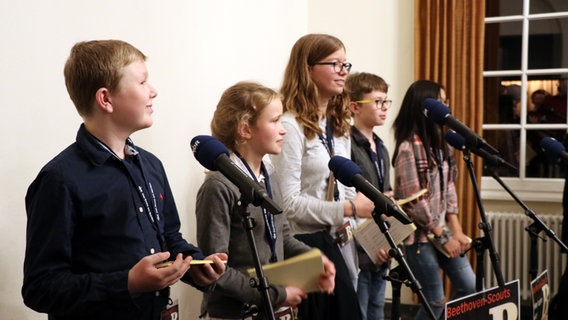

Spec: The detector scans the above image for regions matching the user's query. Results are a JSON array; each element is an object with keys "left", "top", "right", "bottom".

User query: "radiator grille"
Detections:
[{"left": 483, "top": 212, "right": 566, "bottom": 300}]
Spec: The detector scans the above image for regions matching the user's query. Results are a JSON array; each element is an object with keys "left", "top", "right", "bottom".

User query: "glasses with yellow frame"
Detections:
[{"left": 355, "top": 99, "right": 393, "bottom": 111}]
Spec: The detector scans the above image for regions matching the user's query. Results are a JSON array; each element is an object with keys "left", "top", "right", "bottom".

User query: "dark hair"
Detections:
[
  {"left": 531, "top": 89, "right": 548, "bottom": 100},
  {"left": 392, "top": 80, "right": 448, "bottom": 167}
]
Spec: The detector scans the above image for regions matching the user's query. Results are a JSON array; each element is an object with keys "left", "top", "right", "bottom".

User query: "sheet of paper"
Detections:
[{"left": 353, "top": 217, "right": 416, "bottom": 264}]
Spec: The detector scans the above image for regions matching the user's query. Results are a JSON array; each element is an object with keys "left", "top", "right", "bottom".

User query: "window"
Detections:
[{"left": 482, "top": 0, "right": 568, "bottom": 202}]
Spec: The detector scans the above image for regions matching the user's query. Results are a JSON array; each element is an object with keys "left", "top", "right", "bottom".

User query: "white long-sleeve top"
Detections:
[
  {"left": 269, "top": 112, "right": 356, "bottom": 235},
  {"left": 270, "top": 112, "right": 360, "bottom": 288}
]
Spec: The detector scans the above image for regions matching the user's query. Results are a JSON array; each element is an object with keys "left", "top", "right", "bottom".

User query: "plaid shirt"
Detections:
[{"left": 394, "top": 134, "right": 458, "bottom": 244}]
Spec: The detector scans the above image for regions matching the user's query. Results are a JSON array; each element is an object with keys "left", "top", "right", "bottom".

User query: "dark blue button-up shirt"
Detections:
[{"left": 23, "top": 124, "right": 204, "bottom": 320}]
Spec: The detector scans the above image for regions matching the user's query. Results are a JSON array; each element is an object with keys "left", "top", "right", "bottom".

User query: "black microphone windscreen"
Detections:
[
  {"left": 190, "top": 135, "right": 230, "bottom": 171},
  {"left": 328, "top": 156, "right": 363, "bottom": 187},
  {"left": 540, "top": 137, "right": 565, "bottom": 158},
  {"left": 422, "top": 98, "right": 451, "bottom": 125},
  {"left": 444, "top": 130, "right": 466, "bottom": 150}
]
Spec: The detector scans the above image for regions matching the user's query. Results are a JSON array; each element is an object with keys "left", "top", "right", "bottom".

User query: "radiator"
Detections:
[{"left": 483, "top": 212, "right": 566, "bottom": 300}]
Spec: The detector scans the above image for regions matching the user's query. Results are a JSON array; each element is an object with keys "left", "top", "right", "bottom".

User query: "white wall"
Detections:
[{"left": 0, "top": 1, "right": 414, "bottom": 319}]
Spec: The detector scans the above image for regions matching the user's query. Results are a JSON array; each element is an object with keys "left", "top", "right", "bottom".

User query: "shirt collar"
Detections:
[
  {"left": 76, "top": 123, "right": 138, "bottom": 166},
  {"left": 230, "top": 153, "right": 274, "bottom": 180},
  {"left": 350, "top": 126, "right": 383, "bottom": 147}
]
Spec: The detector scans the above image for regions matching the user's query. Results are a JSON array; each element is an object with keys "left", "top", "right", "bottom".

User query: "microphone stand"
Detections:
[
  {"left": 487, "top": 168, "right": 568, "bottom": 280},
  {"left": 461, "top": 148, "right": 506, "bottom": 289},
  {"left": 374, "top": 212, "right": 437, "bottom": 320},
  {"left": 384, "top": 263, "right": 406, "bottom": 320},
  {"left": 236, "top": 196, "right": 276, "bottom": 320}
]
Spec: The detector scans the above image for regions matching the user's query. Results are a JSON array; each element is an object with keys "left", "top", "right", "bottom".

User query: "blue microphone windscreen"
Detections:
[
  {"left": 190, "top": 135, "right": 229, "bottom": 171},
  {"left": 540, "top": 137, "right": 565, "bottom": 157},
  {"left": 422, "top": 98, "right": 451, "bottom": 125},
  {"left": 328, "top": 155, "right": 362, "bottom": 187},
  {"left": 444, "top": 130, "right": 466, "bottom": 150}
]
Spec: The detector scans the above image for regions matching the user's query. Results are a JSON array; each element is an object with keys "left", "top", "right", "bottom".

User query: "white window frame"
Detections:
[{"left": 481, "top": 6, "right": 568, "bottom": 203}]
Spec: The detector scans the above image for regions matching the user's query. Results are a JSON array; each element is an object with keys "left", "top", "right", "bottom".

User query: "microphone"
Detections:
[
  {"left": 444, "top": 130, "right": 513, "bottom": 169},
  {"left": 444, "top": 130, "right": 517, "bottom": 171},
  {"left": 422, "top": 98, "right": 499, "bottom": 155},
  {"left": 328, "top": 156, "right": 413, "bottom": 225},
  {"left": 190, "top": 135, "right": 282, "bottom": 215},
  {"left": 540, "top": 137, "right": 568, "bottom": 162}
]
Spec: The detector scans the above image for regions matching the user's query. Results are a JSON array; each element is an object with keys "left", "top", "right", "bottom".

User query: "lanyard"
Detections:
[
  {"left": 126, "top": 155, "right": 168, "bottom": 252},
  {"left": 368, "top": 136, "right": 385, "bottom": 192},
  {"left": 318, "top": 119, "right": 335, "bottom": 156},
  {"left": 318, "top": 119, "right": 339, "bottom": 201},
  {"left": 435, "top": 149, "right": 446, "bottom": 196},
  {"left": 95, "top": 138, "right": 167, "bottom": 252},
  {"left": 235, "top": 153, "right": 278, "bottom": 262}
]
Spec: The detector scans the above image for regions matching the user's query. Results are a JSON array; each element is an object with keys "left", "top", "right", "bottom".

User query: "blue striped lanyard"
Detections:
[
  {"left": 235, "top": 153, "right": 278, "bottom": 262},
  {"left": 318, "top": 119, "right": 339, "bottom": 201},
  {"left": 368, "top": 136, "right": 385, "bottom": 191}
]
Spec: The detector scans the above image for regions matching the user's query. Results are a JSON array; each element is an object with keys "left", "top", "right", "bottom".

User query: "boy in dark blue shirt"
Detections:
[{"left": 22, "top": 40, "right": 227, "bottom": 320}]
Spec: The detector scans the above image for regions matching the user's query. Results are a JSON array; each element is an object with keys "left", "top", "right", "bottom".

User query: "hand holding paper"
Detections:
[
  {"left": 318, "top": 255, "right": 335, "bottom": 294},
  {"left": 247, "top": 249, "right": 325, "bottom": 293}
]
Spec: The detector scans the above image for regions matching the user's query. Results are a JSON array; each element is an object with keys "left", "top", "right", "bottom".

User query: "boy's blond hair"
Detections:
[{"left": 64, "top": 40, "right": 146, "bottom": 117}]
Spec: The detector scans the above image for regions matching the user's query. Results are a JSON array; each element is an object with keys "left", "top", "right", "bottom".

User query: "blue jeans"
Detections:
[
  {"left": 405, "top": 242, "right": 476, "bottom": 320},
  {"left": 357, "top": 266, "right": 388, "bottom": 320}
]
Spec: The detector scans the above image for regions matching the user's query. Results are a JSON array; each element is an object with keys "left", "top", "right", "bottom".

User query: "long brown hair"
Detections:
[{"left": 280, "top": 34, "right": 351, "bottom": 139}]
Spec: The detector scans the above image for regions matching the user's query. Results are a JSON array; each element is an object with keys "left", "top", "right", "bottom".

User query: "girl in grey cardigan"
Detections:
[{"left": 195, "top": 81, "right": 335, "bottom": 319}]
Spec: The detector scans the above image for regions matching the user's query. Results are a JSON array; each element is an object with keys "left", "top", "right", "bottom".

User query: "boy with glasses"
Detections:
[{"left": 345, "top": 72, "right": 393, "bottom": 320}]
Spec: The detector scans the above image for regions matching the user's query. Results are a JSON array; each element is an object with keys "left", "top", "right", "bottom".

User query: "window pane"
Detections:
[
  {"left": 526, "top": 129, "right": 567, "bottom": 178},
  {"left": 528, "top": 18, "right": 568, "bottom": 69},
  {"left": 485, "top": 21, "right": 523, "bottom": 71},
  {"left": 486, "top": 0, "right": 522, "bottom": 17},
  {"left": 530, "top": 0, "right": 568, "bottom": 14},
  {"left": 529, "top": 78, "right": 568, "bottom": 124},
  {"left": 482, "top": 129, "right": 520, "bottom": 177},
  {"left": 484, "top": 77, "right": 522, "bottom": 125}
]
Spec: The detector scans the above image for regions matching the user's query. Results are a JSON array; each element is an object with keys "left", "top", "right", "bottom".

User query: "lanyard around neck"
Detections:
[
  {"left": 434, "top": 148, "right": 446, "bottom": 194},
  {"left": 234, "top": 152, "right": 278, "bottom": 262},
  {"left": 318, "top": 119, "right": 334, "bottom": 156},
  {"left": 318, "top": 119, "right": 340, "bottom": 201},
  {"left": 368, "top": 136, "right": 385, "bottom": 191},
  {"left": 93, "top": 134, "right": 167, "bottom": 251}
]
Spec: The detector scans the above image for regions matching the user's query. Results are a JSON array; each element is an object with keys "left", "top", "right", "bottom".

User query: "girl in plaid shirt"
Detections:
[{"left": 392, "top": 80, "right": 475, "bottom": 320}]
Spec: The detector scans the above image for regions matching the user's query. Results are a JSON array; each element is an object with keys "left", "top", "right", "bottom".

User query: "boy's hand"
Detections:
[
  {"left": 128, "top": 252, "right": 192, "bottom": 293},
  {"left": 188, "top": 253, "right": 228, "bottom": 286}
]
